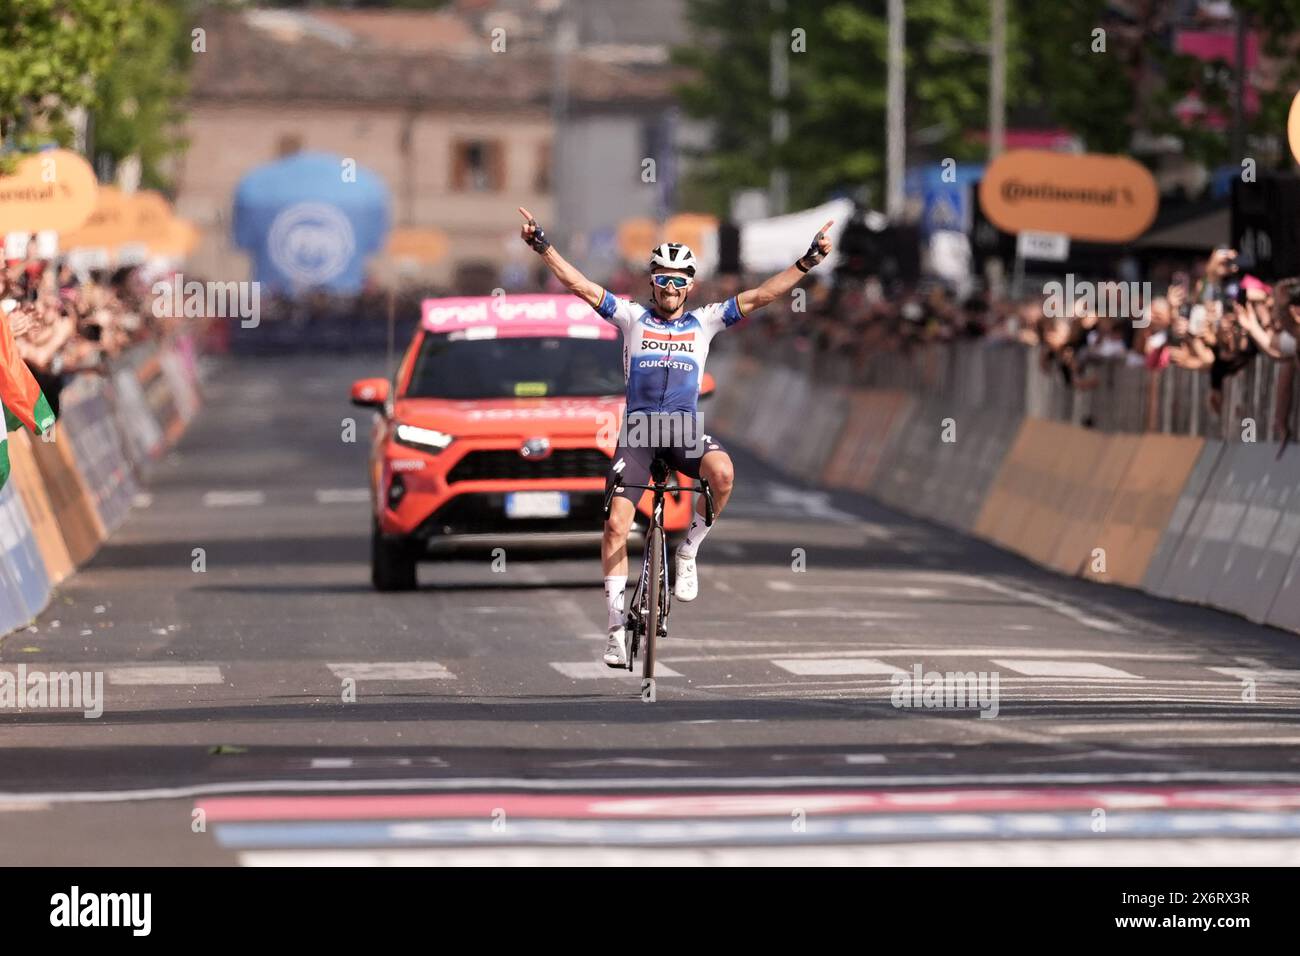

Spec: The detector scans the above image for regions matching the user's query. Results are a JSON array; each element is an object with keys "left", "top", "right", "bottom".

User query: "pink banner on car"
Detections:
[{"left": 421, "top": 293, "right": 612, "bottom": 337}]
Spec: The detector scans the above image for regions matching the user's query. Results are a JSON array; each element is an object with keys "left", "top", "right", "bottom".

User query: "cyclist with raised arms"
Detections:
[{"left": 517, "top": 207, "right": 833, "bottom": 667}]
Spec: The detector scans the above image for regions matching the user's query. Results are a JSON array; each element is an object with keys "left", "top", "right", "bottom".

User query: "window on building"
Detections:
[{"left": 452, "top": 140, "right": 504, "bottom": 192}]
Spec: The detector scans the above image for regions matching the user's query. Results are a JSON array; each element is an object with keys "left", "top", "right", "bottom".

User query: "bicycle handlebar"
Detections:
[{"left": 610, "top": 478, "right": 715, "bottom": 527}]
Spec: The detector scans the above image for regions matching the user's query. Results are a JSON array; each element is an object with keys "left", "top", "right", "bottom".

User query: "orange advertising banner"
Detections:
[
  {"left": 616, "top": 218, "right": 658, "bottom": 263},
  {"left": 128, "top": 190, "right": 173, "bottom": 242},
  {"left": 0, "top": 149, "right": 98, "bottom": 234},
  {"left": 979, "top": 150, "right": 1159, "bottom": 243},
  {"left": 663, "top": 213, "right": 719, "bottom": 253},
  {"left": 146, "top": 217, "right": 201, "bottom": 258},
  {"left": 61, "top": 184, "right": 130, "bottom": 248}
]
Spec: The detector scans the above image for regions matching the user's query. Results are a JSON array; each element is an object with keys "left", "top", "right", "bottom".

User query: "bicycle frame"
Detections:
[{"left": 603, "top": 454, "right": 714, "bottom": 702}]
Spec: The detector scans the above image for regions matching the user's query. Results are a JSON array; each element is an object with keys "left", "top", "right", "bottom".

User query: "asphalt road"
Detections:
[{"left": 3, "top": 354, "right": 1300, "bottom": 865}]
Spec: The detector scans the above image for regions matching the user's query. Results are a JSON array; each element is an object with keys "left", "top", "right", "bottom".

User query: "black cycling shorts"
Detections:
[{"left": 605, "top": 419, "right": 728, "bottom": 504}]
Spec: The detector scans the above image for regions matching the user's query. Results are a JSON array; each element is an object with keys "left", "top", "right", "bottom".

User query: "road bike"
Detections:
[{"left": 603, "top": 454, "right": 714, "bottom": 703}]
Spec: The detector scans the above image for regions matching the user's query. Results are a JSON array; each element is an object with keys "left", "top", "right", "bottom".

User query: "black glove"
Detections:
[
  {"left": 796, "top": 231, "right": 827, "bottom": 273},
  {"left": 525, "top": 218, "right": 551, "bottom": 254}
]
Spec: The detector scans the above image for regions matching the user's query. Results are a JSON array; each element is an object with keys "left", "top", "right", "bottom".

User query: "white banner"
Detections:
[{"left": 739, "top": 198, "right": 853, "bottom": 274}]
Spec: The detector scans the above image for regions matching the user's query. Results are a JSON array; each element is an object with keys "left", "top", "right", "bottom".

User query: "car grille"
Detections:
[
  {"left": 413, "top": 491, "right": 608, "bottom": 538},
  {"left": 446, "top": 448, "right": 610, "bottom": 483}
]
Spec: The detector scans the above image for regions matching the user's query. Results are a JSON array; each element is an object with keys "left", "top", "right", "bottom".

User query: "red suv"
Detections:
[{"left": 351, "top": 294, "right": 707, "bottom": 590}]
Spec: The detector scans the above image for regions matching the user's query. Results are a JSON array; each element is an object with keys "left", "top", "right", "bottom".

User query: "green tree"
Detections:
[
  {"left": 91, "top": 0, "right": 194, "bottom": 190},
  {"left": 0, "top": 0, "right": 135, "bottom": 155},
  {"left": 674, "top": 0, "right": 1027, "bottom": 215},
  {"left": 1011, "top": 0, "right": 1300, "bottom": 173},
  {"left": 1013, "top": 0, "right": 1133, "bottom": 154}
]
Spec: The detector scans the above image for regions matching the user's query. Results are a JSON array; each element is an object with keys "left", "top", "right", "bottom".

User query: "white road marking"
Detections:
[
  {"left": 550, "top": 662, "right": 683, "bottom": 679},
  {"left": 326, "top": 662, "right": 455, "bottom": 680},
  {"left": 691, "top": 678, "right": 1294, "bottom": 694},
  {"left": 764, "top": 482, "right": 859, "bottom": 523},
  {"left": 15, "top": 771, "right": 1300, "bottom": 806},
  {"left": 714, "top": 542, "right": 745, "bottom": 557},
  {"left": 1134, "top": 738, "right": 1300, "bottom": 746},
  {"left": 751, "top": 608, "right": 913, "bottom": 619},
  {"left": 767, "top": 580, "right": 946, "bottom": 598},
  {"left": 314, "top": 488, "right": 371, "bottom": 504},
  {"left": 1209, "top": 667, "right": 1300, "bottom": 684},
  {"left": 550, "top": 757, "right": 701, "bottom": 768},
  {"left": 203, "top": 491, "right": 265, "bottom": 507},
  {"left": 693, "top": 680, "right": 897, "bottom": 689},
  {"left": 131, "top": 493, "right": 153, "bottom": 508},
  {"left": 662, "top": 647, "right": 1197, "bottom": 664},
  {"left": 772, "top": 659, "right": 906, "bottom": 676},
  {"left": 900, "top": 573, "right": 1129, "bottom": 634},
  {"left": 106, "top": 666, "right": 224, "bottom": 685},
  {"left": 992, "top": 660, "right": 1141, "bottom": 680},
  {"left": 1048, "top": 721, "right": 1300, "bottom": 734}
]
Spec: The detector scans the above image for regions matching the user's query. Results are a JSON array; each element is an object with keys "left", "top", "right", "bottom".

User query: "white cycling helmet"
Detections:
[{"left": 649, "top": 242, "right": 696, "bottom": 276}]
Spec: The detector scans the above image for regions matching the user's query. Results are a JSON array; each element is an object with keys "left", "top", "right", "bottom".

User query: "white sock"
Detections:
[
  {"left": 604, "top": 574, "right": 627, "bottom": 630},
  {"left": 677, "top": 512, "right": 713, "bottom": 558}
]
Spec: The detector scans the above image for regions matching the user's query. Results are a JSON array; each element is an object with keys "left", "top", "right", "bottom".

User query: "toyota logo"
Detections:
[{"left": 520, "top": 437, "right": 551, "bottom": 459}]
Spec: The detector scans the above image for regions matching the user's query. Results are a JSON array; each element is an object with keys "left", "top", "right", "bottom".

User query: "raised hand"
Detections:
[
  {"left": 797, "top": 220, "right": 834, "bottom": 271},
  {"left": 518, "top": 206, "right": 550, "bottom": 254}
]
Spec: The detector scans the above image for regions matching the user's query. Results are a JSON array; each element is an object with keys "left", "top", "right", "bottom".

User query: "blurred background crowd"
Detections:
[
  {"left": 1, "top": 247, "right": 170, "bottom": 417},
  {"left": 684, "top": 248, "right": 1300, "bottom": 415}
]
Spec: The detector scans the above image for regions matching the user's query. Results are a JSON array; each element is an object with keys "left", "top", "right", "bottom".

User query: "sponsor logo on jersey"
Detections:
[{"left": 641, "top": 330, "right": 697, "bottom": 352}]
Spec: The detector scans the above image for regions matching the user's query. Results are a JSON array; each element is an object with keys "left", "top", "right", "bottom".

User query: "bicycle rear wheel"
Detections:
[{"left": 642, "top": 524, "right": 664, "bottom": 696}]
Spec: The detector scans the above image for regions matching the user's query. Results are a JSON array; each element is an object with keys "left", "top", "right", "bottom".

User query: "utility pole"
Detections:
[
  {"left": 885, "top": 0, "right": 905, "bottom": 219},
  {"left": 770, "top": 0, "right": 789, "bottom": 216},
  {"left": 989, "top": 0, "right": 1006, "bottom": 159}
]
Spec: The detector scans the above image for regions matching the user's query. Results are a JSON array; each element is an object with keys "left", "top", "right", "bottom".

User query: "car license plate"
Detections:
[{"left": 505, "top": 491, "right": 570, "bottom": 518}]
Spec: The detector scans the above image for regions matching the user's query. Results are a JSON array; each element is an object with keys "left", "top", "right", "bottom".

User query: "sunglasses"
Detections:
[{"left": 651, "top": 274, "right": 690, "bottom": 290}]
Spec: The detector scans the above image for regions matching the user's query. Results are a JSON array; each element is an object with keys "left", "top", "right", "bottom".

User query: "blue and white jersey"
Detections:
[{"left": 594, "top": 290, "right": 745, "bottom": 417}]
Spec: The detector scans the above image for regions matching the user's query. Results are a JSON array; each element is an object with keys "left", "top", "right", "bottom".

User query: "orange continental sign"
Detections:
[
  {"left": 1289, "top": 90, "right": 1300, "bottom": 166},
  {"left": 0, "top": 149, "right": 98, "bottom": 234},
  {"left": 616, "top": 217, "right": 658, "bottom": 263},
  {"left": 664, "top": 213, "right": 719, "bottom": 253},
  {"left": 61, "top": 185, "right": 129, "bottom": 248},
  {"left": 979, "top": 150, "right": 1159, "bottom": 243},
  {"left": 147, "top": 217, "right": 200, "bottom": 258},
  {"left": 127, "top": 191, "right": 173, "bottom": 242}
]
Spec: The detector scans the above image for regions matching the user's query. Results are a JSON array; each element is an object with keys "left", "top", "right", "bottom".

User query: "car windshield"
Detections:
[{"left": 404, "top": 334, "right": 625, "bottom": 399}]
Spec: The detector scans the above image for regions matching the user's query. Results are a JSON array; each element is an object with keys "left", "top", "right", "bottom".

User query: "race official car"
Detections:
[{"left": 352, "top": 293, "right": 710, "bottom": 590}]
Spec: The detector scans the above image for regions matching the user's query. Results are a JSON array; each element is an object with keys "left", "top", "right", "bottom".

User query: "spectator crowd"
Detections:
[
  {"left": 678, "top": 248, "right": 1300, "bottom": 427},
  {"left": 1, "top": 243, "right": 178, "bottom": 416}
]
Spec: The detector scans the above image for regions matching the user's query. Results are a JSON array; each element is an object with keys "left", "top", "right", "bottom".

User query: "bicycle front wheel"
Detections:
[{"left": 642, "top": 523, "right": 664, "bottom": 685}]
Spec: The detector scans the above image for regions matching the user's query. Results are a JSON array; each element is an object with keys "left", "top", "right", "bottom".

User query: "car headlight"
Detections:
[{"left": 394, "top": 423, "right": 454, "bottom": 453}]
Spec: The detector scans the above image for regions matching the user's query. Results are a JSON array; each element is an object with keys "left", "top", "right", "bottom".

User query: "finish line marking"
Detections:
[{"left": 11, "top": 771, "right": 1300, "bottom": 806}]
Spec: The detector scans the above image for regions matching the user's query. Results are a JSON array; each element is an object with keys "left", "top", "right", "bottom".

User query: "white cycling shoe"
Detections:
[
  {"left": 603, "top": 626, "right": 629, "bottom": 668},
  {"left": 674, "top": 551, "right": 699, "bottom": 602}
]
